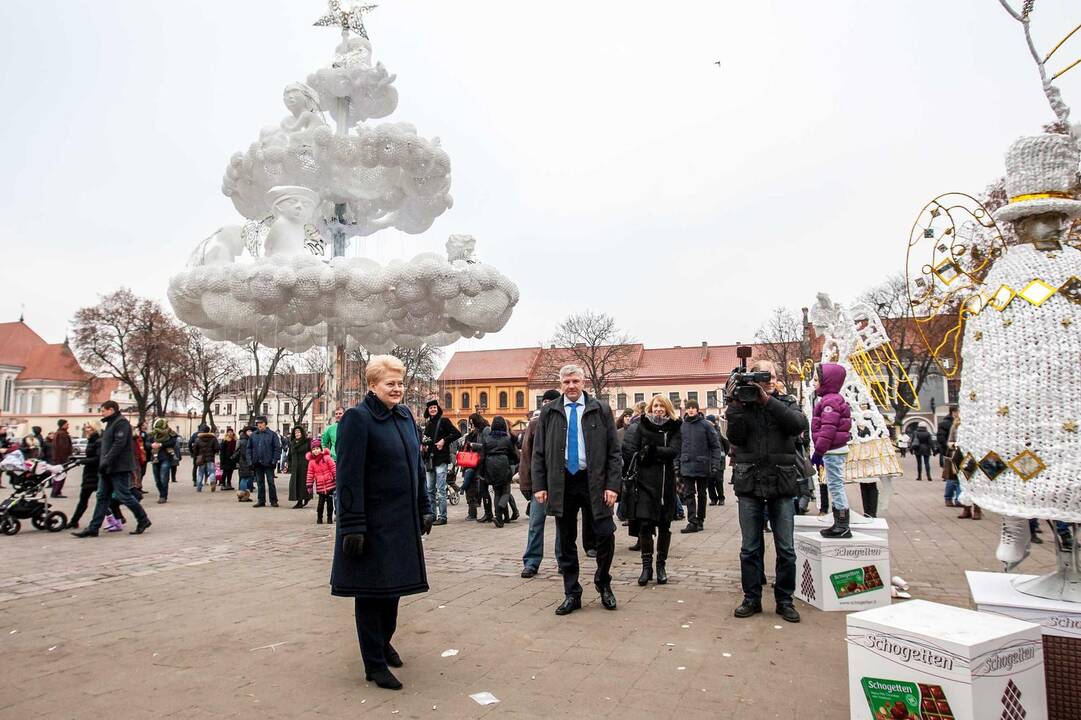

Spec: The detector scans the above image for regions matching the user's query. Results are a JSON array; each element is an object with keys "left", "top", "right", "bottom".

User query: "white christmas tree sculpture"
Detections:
[{"left": 168, "top": 2, "right": 519, "bottom": 353}]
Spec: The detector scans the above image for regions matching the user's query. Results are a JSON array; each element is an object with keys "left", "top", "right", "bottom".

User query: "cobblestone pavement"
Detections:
[{"left": 0, "top": 456, "right": 1057, "bottom": 718}]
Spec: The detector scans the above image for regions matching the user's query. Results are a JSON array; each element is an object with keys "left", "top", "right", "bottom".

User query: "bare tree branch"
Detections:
[{"left": 535, "top": 312, "right": 638, "bottom": 401}]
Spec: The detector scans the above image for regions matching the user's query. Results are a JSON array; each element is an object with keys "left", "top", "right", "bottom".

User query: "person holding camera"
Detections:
[{"left": 725, "top": 358, "right": 808, "bottom": 623}]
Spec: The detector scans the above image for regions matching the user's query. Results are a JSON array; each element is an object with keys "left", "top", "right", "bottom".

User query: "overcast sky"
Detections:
[{"left": 3, "top": 0, "right": 1078, "bottom": 357}]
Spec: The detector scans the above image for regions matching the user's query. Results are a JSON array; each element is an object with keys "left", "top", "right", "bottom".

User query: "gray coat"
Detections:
[
  {"left": 679, "top": 414, "right": 721, "bottom": 478},
  {"left": 531, "top": 392, "right": 622, "bottom": 521}
]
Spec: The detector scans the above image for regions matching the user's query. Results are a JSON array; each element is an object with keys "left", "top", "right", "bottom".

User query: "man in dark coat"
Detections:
[
  {"left": 678, "top": 400, "right": 722, "bottom": 533},
  {"left": 532, "top": 364, "right": 622, "bottom": 615},
  {"left": 72, "top": 401, "right": 151, "bottom": 538},
  {"left": 246, "top": 416, "right": 282, "bottom": 507},
  {"left": 725, "top": 360, "right": 807, "bottom": 623},
  {"left": 50, "top": 419, "right": 74, "bottom": 497},
  {"left": 912, "top": 425, "right": 934, "bottom": 481},
  {"left": 935, "top": 408, "right": 955, "bottom": 473},
  {"left": 421, "top": 399, "right": 461, "bottom": 525},
  {"left": 520, "top": 389, "right": 563, "bottom": 578}
]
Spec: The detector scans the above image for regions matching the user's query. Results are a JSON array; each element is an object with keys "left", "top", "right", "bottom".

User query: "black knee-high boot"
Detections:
[
  {"left": 656, "top": 527, "right": 671, "bottom": 585},
  {"left": 860, "top": 483, "right": 879, "bottom": 518},
  {"left": 638, "top": 528, "right": 654, "bottom": 586}
]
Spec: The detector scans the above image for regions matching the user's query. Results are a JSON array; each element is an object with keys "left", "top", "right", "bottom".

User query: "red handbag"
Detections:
[{"left": 455, "top": 450, "right": 480, "bottom": 469}]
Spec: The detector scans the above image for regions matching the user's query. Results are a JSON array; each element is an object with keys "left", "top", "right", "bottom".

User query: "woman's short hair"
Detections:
[
  {"left": 633, "top": 400, "right": 648, "bottom": 415},
  {"left": 648, "top": 394, "right": 679, "bottom": 420},
  {"left": 83, "top": 421, "right": 100, "bottom": 433},
  {"left": 366, "top": 354, "right": 406, "bottom": 386}
]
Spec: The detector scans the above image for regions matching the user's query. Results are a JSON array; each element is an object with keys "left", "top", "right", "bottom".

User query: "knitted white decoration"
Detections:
[
  {"left": 956, "top": 242, "right": 1081, "bottom": 521},
  {"left": 995, "top": 134, "right": 1081, "bottom": 222}
]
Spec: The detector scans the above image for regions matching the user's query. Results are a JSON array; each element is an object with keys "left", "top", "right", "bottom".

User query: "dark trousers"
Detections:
[
  {"left": 87, "top": 471, "right": 148, "bottom": 533},
  {"left": 317, "top": 491, "right": 334, "bottom": 522},
  {"left": 707, "top": 467, "right": 726, "bottom": 503},
  {"left": 683, "top": 476, "right": 709, "bottom": 526},
  {"left": 170, "top": 463, "right": 177, "bottom": 482},
  {"left": 555, "top": 470, "right": 615, "bottom": 597},
  {"left": 222, "top": 466, "right": 235, "bottom": 488},
  {"left": 153, "top": 460, "right": 172, "bottom": 499},
  {"left": 915, "top": 454, "right": 931, "bottom": 480},
  {"left": 737, "top": 495, "right": 795, "bottom": 605},
  {"left": 354, "top": 597, "right": 400, "bottom": 674},
  {"left": 253, "top": 465, "right": 277, "bottom": 504},
  {"left": 70, "top": 484, "right": 123, "bottom": 526},
  {"left": 859, "top": 483, "right": 879, "bottom": 517}
]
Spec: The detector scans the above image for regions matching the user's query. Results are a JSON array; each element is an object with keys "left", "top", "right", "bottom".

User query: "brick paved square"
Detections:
[{"left": 0, "top": 456, "right": 1056, "bottom": 718}]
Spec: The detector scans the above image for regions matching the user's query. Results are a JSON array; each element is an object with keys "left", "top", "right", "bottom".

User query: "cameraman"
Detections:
[{"left": 725, "top": 359, "right": 808, "bottom": 623}]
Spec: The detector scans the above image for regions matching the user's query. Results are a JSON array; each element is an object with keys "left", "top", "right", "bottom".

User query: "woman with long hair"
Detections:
[
  {"left": 464, "top": 413, "right": 492, "bottom": 522},
  {"left": 478, "top": 416, "right": 520, "bottom": 527},
  {"left": 621, "top": 395, "right": 682, "bottom": 586},
  {"left": 288, "top": 425, "right": 311, "bottom": 508},
  {"left": 219, "top": 428, "right": 237, "bottom": 491}
]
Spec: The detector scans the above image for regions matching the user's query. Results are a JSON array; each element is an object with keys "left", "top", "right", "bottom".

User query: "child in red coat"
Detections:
[{"left": 306, "top": 439, "right": 337, "bottom": 524}]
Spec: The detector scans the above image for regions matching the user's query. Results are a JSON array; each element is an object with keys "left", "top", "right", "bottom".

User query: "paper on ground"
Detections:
[{"left": 470, "top": 692, "right": 500, "bottom": 706}]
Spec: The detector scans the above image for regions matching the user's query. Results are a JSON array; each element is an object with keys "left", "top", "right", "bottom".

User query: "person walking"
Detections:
[
  {"left": 706, "top": 415, "right": 729, "bottom": 507},
  {"left": 332, "top": 355, "right": 434, "bottom": 691},
  {"left": 531, "top": 364, "right": 622, "bottom": 615},
  {"left": 911, "top": 425, "right": 934, "bottom": 480},
  {"left": 520, "top": 390, "right": 562, "bottom": 577},
  {"left": 148, "top": 419, "right": 179, "bottom": 504},
  {"left": 189, "top": 428, "right": 200, "bottom": 486},
  {"left": 678, "top": 399, "right": 721, "bottom": 534},
  {"left": 420, "top": 399, "right": 461, "bottom": 527},
  {"left": 71, "top": 401, "right": 151, "bottom": 538},
  {"left": 306, "top": 438, "right": 336, "bottom": 524},
  {"left": 68, "top": 422, "right": 118, "bottom": 529},
  {"left": 234, "top": 426, "right": 255, "bottom": 502},
  {"left": 942, "top": 406, "right": 962, "bottom": 507},
  {"left": 810, "top": 363, "right": 854, "bottom": 539},
  {"left": 247, "top": 416, "right": 281, "bottom": 507},
  {"left": 50, "top": 419, "right": 73, "bottom": 497},
  {"left": 321, "top": 406, "right": 345, "bottom": 460},
  {"left": 623, "top": 395, "right": 682, "bottom": 585},
  {"left": 478, "top": 416, "right": 519, "bottom": 528},
  {"left": 463, "top": 413, "right": 492, "bottom": 522},
  {"left": 219, "top": 428, "right": 237, "bottom": 491},
  {"left": 288, "top": 426, "right": 311, "bottom": 509},
  {"left": 192, "top": 425, "right": 219, "bottom": 493}
]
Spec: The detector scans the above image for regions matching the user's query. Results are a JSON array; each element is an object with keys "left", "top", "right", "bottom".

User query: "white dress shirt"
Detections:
[{"left": 563, "top": 393, "right": 587, "bottom": 470}]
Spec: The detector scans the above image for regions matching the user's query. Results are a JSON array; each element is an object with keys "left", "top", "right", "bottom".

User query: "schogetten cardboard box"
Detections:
[
  {"left": 794, "top": 530, "right": 890, "bottom": 612},
  {"left": 847, "top": 599, "right": 1047, "bottom": 720}
]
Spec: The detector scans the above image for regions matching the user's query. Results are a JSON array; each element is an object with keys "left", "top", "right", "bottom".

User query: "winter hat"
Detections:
[
  {"left": 542, "top": 389, "right": 561, "bottom": 403},
  {"left": 426, "top": 399, "right": 441, "bottom": 409},
  {"left": 310, "top": 438, "right": 322, "bottom": 450},
  {"left": 994, "top": 134, "right": 1081, "bottom": 222}
]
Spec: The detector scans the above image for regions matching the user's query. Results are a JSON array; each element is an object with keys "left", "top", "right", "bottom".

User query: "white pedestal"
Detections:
[
  {"left": 847, "top": 599, "right": 1046, "bottom": 720},
  {"left": 794, "top": 530, "right": 890, "bottom": 612},
  {"left": 794, "top": 513, "right": 889, "bottom": 541},
  {"left": 968, "top": 571, "right": 1081, "bottom": 719}
]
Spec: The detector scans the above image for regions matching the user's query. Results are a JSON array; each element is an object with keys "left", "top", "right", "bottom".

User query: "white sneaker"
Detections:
[{"left": 996, "top": 515, "right": 1031, "bottom": 571}]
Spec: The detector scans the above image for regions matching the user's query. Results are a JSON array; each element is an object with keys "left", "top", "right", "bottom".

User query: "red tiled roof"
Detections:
[
  {"left": 16, "top": 344, "right": 91, "bottom": 382},
  {"left": 634, "top": 345, "right": 740, "bottom": 380},
  {"left": 439, "top": 347, "right": 541, "bottom": 382},
  {"left": 88, "top": 377, "right": 120, "bottom": 404},
  {"left": 0, "top": 321, "right": 47, "bottom": 368}
]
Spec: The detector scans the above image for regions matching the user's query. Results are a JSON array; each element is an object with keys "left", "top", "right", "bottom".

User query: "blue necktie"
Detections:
[{"left": 567, "top": 402, "right": 580, "bottom": 474}]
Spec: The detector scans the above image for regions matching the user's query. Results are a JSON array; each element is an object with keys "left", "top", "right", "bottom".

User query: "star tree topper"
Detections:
[{"left": 314, "top": 0, "right": 378, "bottom": 39}]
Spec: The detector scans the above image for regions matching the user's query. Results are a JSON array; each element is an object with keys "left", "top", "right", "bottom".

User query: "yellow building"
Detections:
[{"left": 436, "top": 348, "right": 540, "bottom": 432}]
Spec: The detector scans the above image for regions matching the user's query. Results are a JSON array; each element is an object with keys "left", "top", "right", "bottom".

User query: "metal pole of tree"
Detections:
[{"left": 325, "top": 29, "right": 352, "bottom": 409}]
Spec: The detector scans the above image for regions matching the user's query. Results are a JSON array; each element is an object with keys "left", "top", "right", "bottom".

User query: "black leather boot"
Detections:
[
  {"left": 637, "top": 532, "right": 654, "bottom": 586},
  {"left": 860, "top": 483, "right": 879, "bottom": 518},
  {"left": 656, "top": 528, "right": 671, "bottom": 584},
  {"left": 820, "top": 508, "right": 852, "bottom": 539}
]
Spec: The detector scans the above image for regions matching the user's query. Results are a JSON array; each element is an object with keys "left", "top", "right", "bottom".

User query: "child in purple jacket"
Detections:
[{"left": 811, "top": 363, "right": 853, "bottom": 538}]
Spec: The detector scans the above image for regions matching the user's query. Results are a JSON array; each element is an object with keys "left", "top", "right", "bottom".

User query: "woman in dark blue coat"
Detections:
[{"left": 332, "top": 355, "right": 434, "bottom": 691}]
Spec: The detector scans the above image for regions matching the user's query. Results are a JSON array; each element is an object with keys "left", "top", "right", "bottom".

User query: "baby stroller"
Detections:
[{"left": 0, "top": 451, "right": 76, "bottom": 535}]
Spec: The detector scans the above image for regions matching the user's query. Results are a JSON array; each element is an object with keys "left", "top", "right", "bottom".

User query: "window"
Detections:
[
  {"left": 214, "top": 403, "right": 220, "bottom": 416},
  {"left": 634, "top": 393, "right": 644, "bottom": 404},
  {"left": 479, "top": 391, "right": 488, "bottom": 408},
  {"left": 284, "top": 402, "right": 291, "bottom": 415},
  {"left": 515, "top": 391, "right": 525, "bottom": 408},
  {"left": 536, "top": 395, "right": 544, "bottom": 409},
  {"left": 444, "top": 392, "right": 452, "bottom": 410},
  {"left": 461, "top": 392, "right": 470, "bottom": 410},
  {"left": 706, "top": 390, "right": 718, "bottom": 408},
  {"left": 262, "top": 403, "right": 268, "bottom": 415},
  {"left": 226, "top": 403, "right": 232, "bottom": 415},
  {"left": 669, "top": 392, "right": 680, "bottom": 408},
  {"left": 498, "top": 391, "right": 508, "bottom": 409},
  {"left": 687, "top": 391, "right": 698, "bottom": 404},
  {"left": 616, "top": 393, "right": 627, "bottom": 410},
  {"left": 2, "top": 377, "right": 11, "bottom": 411},
  {"left": 315, "top": 400, "right": 324, "bottom": 416}
]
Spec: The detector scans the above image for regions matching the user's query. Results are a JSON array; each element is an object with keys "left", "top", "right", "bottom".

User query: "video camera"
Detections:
[{"left": 730, "top": 345, "right": 772, "bottom": 404}]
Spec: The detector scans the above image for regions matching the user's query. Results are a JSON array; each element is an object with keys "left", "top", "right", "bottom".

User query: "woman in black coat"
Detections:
[
  {"left": 332, "top": 356, "right": 434, "bottom": 691},
  {"left": 621, "top": 395, "right": 682, "bottom": 586},
  {"left": 68, "top": 423, "right": 123, "bottom": 528},
  {"left": 477, "top": 416, "right": 520, "bottom": 528},
  {"left": 287, "top": 426, "right": 310, "bottom": 507}
]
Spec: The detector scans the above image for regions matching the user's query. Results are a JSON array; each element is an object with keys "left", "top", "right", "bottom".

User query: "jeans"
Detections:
[
  {"left": 915, "top": 454, "right": 931, "bottom": 480},
  {"left": 426, "top": 464, "right": 448, "bottom": 520},
  {"left": 238, "top": 474, "right": 253, "bottom": 492},
  {"left": 523, "top": 496, "right": 562, "bottom": 570},
  {"left": 555, "top": 470, "right": 615, "bottom": 597},
  {"left": 196, "top": 461, "right": 215, "bottom": 491},
  {"left": 674, "top": 495, "right": 685, "bottom": 517},
  {"left": 354, "top": 597, "right": 399, "bottom": 674},
  {"left": 460, "top": 468, "right": 475, "bottom": 494},
  {"left": 683, "top": 476, "right": 709, "bottom": 526},
  {"left": 823, "top": 453, "right": 848, "bottom": 510},
  {"left": 944, "top": 479, "right": 961, "bottom": 504},
  {"left": 87, "top": 471, "right": 148, "bottom": 533},
  {"left": 253, "top": 465, "right": 277, "bottom": 504},
  {"left": 737, "top": 494, "right": 796, "bottom": 605},
  {"left": 153, "top": 460, "right": 172, "bottom": 499}
]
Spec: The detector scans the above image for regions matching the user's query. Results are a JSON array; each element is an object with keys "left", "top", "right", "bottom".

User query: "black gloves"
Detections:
[
  {"left": 639, "top": 444, "right": 657, "bottom": 464},
  {"left": 421, "top": 514, "right": 435, "bottom": 535},
  {"left": 342, "top": 533, "right": 365, "bottom": 557}
]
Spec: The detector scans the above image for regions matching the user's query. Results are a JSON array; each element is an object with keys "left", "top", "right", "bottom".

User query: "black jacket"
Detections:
[
  {"left": 679, "top": 414, "right": 721, "bottom": 478},
  {"left": 913, "top": 428, "right": 934, "bottom": 457},
  {"left": 422, "top": 408, "right": 461, "bottom": 466},
  {"left": 622, "top": 415, "right": 682, "bottom": 526},
  {"left": 478, "top": 432, "right": 519, "bottom": 487},
  {"left": 99, "top": 412, "right": 136, "bottom": 475},
  {"left": 935, "top": 416, "right": 954, "bottom": 456},
  {"left": 192, "top": 432, "right": 219, "bottom": 465},
  {"left": 81, "top": 432, "right": 102, "bottom": 488},
  {"left": 725, "top": 393, "right": 808, "bottom": 500},
  {"left": 531, "top": 392, "right": 622, "bottom": 522},
  {"left": 233, "top": 436, "right": 254, "bottom": 476}
]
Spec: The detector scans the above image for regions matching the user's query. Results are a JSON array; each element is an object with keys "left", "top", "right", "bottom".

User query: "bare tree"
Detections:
[
  {"left": 753, "top": 307, "right": 804, "bottom": 392},
  {"left": 341, "top": 344, "right": 442, "bottom": 413},
  {"left": 240, "top": 341, "right": 290, "bottom": 424},
  {"left": 70, "top": 289, "right": 183, "bottom": 426},
  {"left": 275, "top": 348, "right": 329, "bottom": 430},
  {"left": 181, "top": 329, "right": 243, "bottom": 430},
  {"left": 535, "top": 311, "right": 639, "bottom": 401}
]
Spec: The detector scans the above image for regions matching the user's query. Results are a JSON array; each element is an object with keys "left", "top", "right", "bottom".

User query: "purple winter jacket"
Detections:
[{"left": 811, "top": 363, "right": 852, "bottom": 455}]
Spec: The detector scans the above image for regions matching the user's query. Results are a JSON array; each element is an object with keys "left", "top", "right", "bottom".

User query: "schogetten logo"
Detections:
[
  {"left": 828, "top": 545, "right": 885, "bottom": 560},
  {"left": 863, "top": 634, "right": 955, "bottom": 671},
  {"left": 982, "top": 645, "right": 1036, "bottom": 674}
]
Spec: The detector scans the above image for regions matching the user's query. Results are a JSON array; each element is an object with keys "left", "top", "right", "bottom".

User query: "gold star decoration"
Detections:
[
  {"left": 1003, "top": 318, "right": 1014, "bottom": 327},
  {"left": 969, "top": 391, "right": 978, "bottom": 401},
  {"left": 1064, "top": 420, "right": 1079, "bottom": 433},
  {"left": 974, "top": 331, "right": 984, "bottom": 341},
  {"left": 997, "top": 405, "right": 1010, "bottom": 416},
  {"left": 1063, "top": 318, "right": 1074, "bottom": 328}
]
